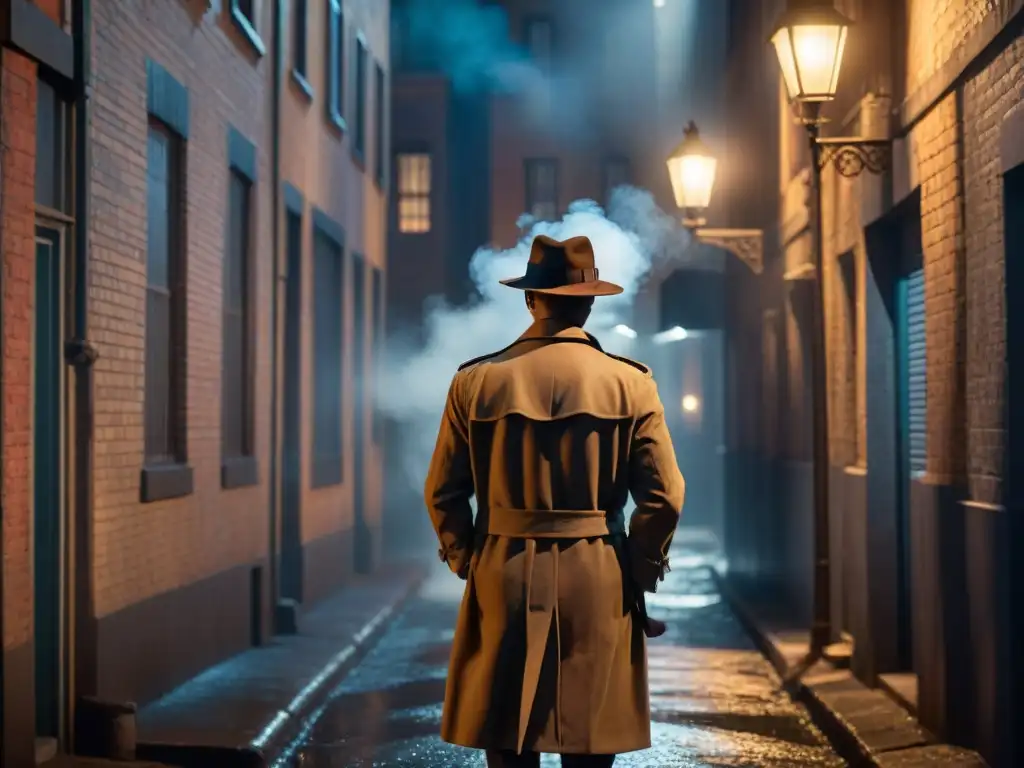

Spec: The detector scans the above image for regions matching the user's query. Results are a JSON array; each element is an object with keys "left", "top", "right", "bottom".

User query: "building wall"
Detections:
[
  {"left": 278, "top": 0, "right": 389, "bottom": 602},
  {"left": 722, "top": 0, "right": 1024, "bottom": 762},
  {"left": 87, "top": 0, "right": 274, "bottom": 704}
]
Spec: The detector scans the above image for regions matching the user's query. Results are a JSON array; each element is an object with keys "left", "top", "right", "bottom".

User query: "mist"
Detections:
[{"left": 379, "top": 187, "right": 691, "bottom": 498}]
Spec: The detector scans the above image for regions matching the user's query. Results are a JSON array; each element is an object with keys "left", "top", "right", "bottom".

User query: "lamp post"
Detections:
[
  {"left": 665, "top": 121, "right": 764, "bottom": 275},
  {"left": 768, "top": 0, "right": 892, "bottom": 682}
]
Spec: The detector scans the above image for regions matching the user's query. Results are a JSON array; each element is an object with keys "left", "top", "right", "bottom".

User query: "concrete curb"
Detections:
[
  {"left": 713, "top": 570, "right": 990, "bottom": 768},
  {"left": 137, "top": 564, "right": 430, "bottom": 768}
]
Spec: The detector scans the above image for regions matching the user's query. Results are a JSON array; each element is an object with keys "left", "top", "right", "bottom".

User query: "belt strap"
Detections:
[{"left": 484, "top": 507, "right": 624, "bottom": 539}]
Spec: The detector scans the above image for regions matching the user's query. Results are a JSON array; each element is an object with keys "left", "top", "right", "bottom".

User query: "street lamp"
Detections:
[
  {"left": 666, "top": 121, "right": 764, "bottom": 275},
  {"left": 769, "top": 0, "right": 891, "bottom": 681}
]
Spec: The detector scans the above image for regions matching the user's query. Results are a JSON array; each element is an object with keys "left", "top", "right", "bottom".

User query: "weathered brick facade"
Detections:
[
  {"left": 723, "top": 0, "right": 1024, "bottom": 762},
  {"left": 0, "top": 0, "right": 388, "bottom": 761}
]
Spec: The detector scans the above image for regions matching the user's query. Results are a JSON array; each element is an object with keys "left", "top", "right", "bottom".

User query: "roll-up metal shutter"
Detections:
[{"left": 906, "top": 268, "right": 927, "bottom": 475}]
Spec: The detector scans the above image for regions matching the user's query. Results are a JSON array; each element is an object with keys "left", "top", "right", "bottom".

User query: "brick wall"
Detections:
[
  {"left": 962, "top": 36, "right": 1024, "bottom": 506},
  {"left": 279, "top": 0, "right": 388, "bottom": 552},
  {"left": 89, "top": 0, "right": 273, "bottom": 618},
  {"left": 1, "top": 49, "right": 37, "bottom": 651}
]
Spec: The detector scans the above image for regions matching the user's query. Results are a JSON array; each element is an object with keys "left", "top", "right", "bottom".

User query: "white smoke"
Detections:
[{"left": 379, "top": 187, "right": 691, "bottom": 494}]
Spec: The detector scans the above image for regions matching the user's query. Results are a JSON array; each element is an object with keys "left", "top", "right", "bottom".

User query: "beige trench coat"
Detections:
[{"left": 424, "top": 322, "right": 685, "bottom": 756}]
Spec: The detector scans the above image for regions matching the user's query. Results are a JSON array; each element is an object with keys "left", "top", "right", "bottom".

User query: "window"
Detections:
[
  {"left": 292, "top": 0, "right": 309, "bottom": 84},
  {"left": 312, "top": 224, "right": 345, "bottom": 487},
  {"left": 327, "top": 0, "right": 345, "bottom": 128},
  {"left": 353, "top": 33, "right": 368, "bottom": 159},
  {"left": 603, "top": 156, "right": 630, "bottom": 205},
  {"left": 374, "top": 61, "right": 386, "bottom": 186},
  {"left": 525, "top": 159, "right": 558, "bottom": 222},
  {"left": 524, "top": 17, "right": 553, "bottom": 71},
  {"left": 36, "top": 78, "right": 71, "bottom": 213},
  {"left": 230, "top": 0, "right": 265, "bottom": 55},
  {"left": 222, "top": 170, "right": 256, "bottom": 482},
  {"left": 396, "top": 153, "right": 431, "bottom": 233},
  {"left": 145, "top": 122, "right": 187, "bottom": 470}
]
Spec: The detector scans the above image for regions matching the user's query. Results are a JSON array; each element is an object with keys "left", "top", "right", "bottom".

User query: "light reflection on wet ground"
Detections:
[{"left": 290, "top": 533, "right": 844, "bottom": 767}]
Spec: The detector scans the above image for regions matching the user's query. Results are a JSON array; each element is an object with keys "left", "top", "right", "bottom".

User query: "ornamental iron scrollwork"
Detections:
[
  {"left": 694, "top": 228, "right": 764, "bottom": 275},
  {"left": 816, "top": 138, "right": 892, "bottom": 178}
]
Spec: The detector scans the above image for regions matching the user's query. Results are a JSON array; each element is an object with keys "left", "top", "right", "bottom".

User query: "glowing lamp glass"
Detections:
[
  {"left": 770, "top": 3, "right": 851, "bottom": 102},
  {"left": 681, "top": 394, "right": 700, "bottom": 413},
  {"left": 666, "top": 122, "right": 718, "bottom": 213}
]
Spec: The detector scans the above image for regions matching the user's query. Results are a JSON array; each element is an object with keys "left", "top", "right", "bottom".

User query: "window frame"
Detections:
[
  {"left": 374, "top": 60, "right": 386, "bottom": 188},
  {"left": 524, "top": 157, "right": 559, "bottom": 223},
  {"left": 395, "top": 151, "right": 432, "bottom": 235},
  {"left": 290, "top": 0, "right": 312, "bottom": 98},
  {"left": 327, "top": 0, "right": 346, "bottom": 131},
  {"left": 221, "top": 126, "right": 260, "bottom": 490},
  {"left": 310, "top": 210, "right": 346, "bottom": 488},
  {"left": 353, "top": 30, "right": 369, "bottom": 163},
  {"left": 230, "top": 0, "right": 266, "bottom": 57}
]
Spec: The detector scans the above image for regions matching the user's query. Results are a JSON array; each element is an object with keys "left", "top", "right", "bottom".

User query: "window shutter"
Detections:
[{"left": 906, "top": 267, "right": 927, "bottom": 475}]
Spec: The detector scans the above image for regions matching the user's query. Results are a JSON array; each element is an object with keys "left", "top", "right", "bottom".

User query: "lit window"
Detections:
[{"left": 397, "top": 153, "right": 431, "bottom": 234}]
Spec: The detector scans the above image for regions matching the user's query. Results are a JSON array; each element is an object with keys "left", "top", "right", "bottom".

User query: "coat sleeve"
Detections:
[
  {"left": 424, "top": 374, "right": 476, "bottom": 575},
  {"left": 627, "top": 376, "right": 685, "bottom": 593}
]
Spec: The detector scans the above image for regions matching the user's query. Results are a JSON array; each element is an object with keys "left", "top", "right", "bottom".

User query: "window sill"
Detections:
[
  {"left": 327, "top": 111, "right": 347, "bottom": 136},
  {"left": 350, "top": 146, "right": 366, "bottom": 172},
  {"left": 311, "top": 455, "right": 343, "bottom": 489},
  {"left": 230, "top": 6, "right": 266, "bottom": 58},
  {"left": 222, "top": 455, "right": 260, "bottom": 489},
  {"left": 290, "top": 69, "right": 314, "bottom": 101},
  {"left": 141, "top": 462, "right": 194, "bottom": 503}
]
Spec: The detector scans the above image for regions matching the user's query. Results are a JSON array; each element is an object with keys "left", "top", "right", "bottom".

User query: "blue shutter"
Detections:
[{"left": 906, "top": 268, "right": 927, "bottom": 475}]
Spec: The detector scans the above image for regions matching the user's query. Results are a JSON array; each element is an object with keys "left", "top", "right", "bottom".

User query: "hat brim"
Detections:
[{"left": 498, "top": 276, "right": 624, "bottom": 296}]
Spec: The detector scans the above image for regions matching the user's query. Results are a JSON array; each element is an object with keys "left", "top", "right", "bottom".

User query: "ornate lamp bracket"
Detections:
[
  {"left": 691, "top": 227, "right": 764, "bottom": 275},
  {"left": 815, "top": 137, "right": 892, "bottom": 178}
]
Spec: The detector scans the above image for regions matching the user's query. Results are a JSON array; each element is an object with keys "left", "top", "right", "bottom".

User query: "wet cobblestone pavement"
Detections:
[{"left": 289, "top": 538, "right": 845, "bottom": 767}]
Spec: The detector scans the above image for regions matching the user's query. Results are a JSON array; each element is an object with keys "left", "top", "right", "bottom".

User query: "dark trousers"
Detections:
[{"left": 485, "top": 750, "right": 615, "bottom": 767}]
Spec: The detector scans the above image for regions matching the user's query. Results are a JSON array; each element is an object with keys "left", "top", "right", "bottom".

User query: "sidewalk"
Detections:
[
  {"left": 714, "top": 571, "right": 989, "bottom": 768},
  {"left": 133, "top": 558, "right": 430, "bottom": 767}
]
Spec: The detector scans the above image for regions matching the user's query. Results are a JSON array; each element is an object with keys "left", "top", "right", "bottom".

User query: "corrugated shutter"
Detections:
[{"left": 906, "top": 268, "right": 927, "bottom": 475}]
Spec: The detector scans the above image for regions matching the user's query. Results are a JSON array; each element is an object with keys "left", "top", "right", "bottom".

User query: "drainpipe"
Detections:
[
  {"left": 67, "top": 0, "right": 100, "bottom": 748},
  {"left": 267, "top": 0, "right": 284, "bottom": 633}
]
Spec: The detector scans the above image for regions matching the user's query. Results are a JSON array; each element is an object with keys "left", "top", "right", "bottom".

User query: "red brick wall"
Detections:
[
  {"left": 278, "top": 0, "right": 388, "bottom": 555},
  {"left": 89, "top": 0, "right": 273, "bottom": 618},
  {"left": 1, "top": 49, "right": 37, "bottom": 652}
]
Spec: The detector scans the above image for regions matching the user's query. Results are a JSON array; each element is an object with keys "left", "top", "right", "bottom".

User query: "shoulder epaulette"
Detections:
[
  {"left": 457, "top": 341, "right": 516, "bottom": 371},
  {"left": 604, "top": 352, "right": 652, "bottom": 376}
]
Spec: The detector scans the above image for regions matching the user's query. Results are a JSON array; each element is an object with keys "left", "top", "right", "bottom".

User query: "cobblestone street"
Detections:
[{"left": 288, "top": 537, "right": 844, "bottom": 767}]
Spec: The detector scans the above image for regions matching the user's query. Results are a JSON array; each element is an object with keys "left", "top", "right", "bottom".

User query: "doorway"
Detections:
[
  {"left": 894, "top": 261, "right": 925, "bottom": 674},
  {"left": 34, "top": 223, "right": 67, "bottom": 749},
  {"left": 351, "top": 256, "right": 370, "bottom": 573},
  {"left": 280, "top": 210, "right": 304, "bottom": 603}
]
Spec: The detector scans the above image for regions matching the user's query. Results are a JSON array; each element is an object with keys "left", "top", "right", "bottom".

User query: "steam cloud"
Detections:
[{"left": 379, "top": 188, "right": 691, "bottom": 496}]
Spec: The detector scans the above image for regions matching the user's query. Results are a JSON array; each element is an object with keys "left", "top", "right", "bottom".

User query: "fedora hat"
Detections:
[{"left": 499, "top": 234, "right": 624, "bottom": 296}]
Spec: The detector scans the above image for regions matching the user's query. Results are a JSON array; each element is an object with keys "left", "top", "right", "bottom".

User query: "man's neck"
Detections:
[{"left": 525, "top": 317, "right": 584, "bottom": 337}]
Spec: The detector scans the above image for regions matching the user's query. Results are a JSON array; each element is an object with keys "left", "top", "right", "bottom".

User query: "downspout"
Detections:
[
  {"left": 267, "top": 0, "right": 284, "bottom": 632},
  {"left": 67, "top": 0, "right": 99, "bottom": 745}
]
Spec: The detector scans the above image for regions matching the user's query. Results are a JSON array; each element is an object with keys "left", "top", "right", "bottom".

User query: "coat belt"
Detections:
[{"left": 483, "top": 507, "right": 625, "bottom": 539}]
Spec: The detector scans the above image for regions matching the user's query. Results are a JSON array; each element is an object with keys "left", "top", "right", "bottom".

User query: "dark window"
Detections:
[
  {"left": 312, "top": 228, "right": 344, "bottom": 486},
  {"left": 374, "top": 61, "right": 386, "bottom": 186},
  {"left": 603, "top": 156, "right": 630, "bottom": 205},
  {"left": 222, "top": 170, "right": 254, "bottom": 461},
  {"left": 145, "top": 122, "right": 187, "bottom": 466},
  {"left": 354, "top": 34, "right": 368, "bottom": 158},
  {"left": 524, "top": 158, "right": 558, "bottom": 222},
  {"left": 524, "top": 17, "right": 553, "bottom": 71},
  {"left": 371, "top": 267, "right": 385, "bottom": 443},
  {"left": 396, "top": 153, "right": 431, "bottom": 233},
  {"left": 36, "top": 78, "right": 71, "bottom": 213},
  {"left": 292, "top": 0, "right": 308, "bottom": 79},
  {"left": 327, "top": 0, "right": 345, "bottom": 127}
]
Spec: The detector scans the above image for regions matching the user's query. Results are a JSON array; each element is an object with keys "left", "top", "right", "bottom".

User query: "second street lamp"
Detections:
[
  {"left": 665, "top": 121, "right": 764, "bottom": 275},
  {"left": 769, "top": 0, "right": 893, "bottom": 683}
]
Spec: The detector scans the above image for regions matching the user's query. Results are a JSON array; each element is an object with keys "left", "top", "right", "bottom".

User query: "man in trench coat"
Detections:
[{"left": 425, "top": 234, "right": 686, "bottom": 767}]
